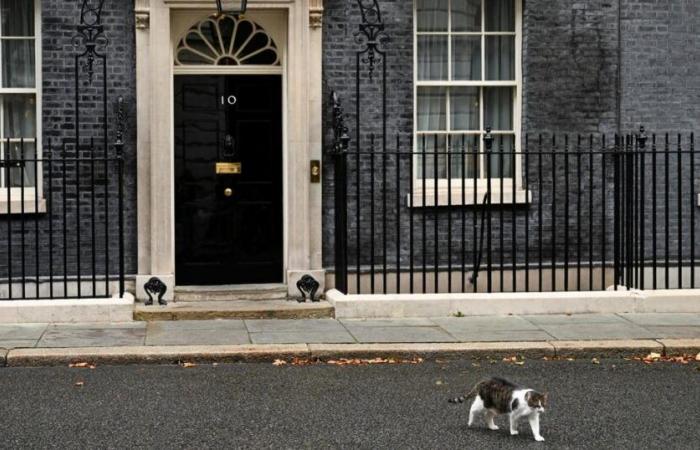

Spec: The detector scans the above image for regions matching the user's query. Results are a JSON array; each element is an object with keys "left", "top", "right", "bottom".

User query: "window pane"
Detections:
[
  {"left": 7, "top": 142, "right": 36, "bottom": 187},
  {"left": 484, "top": 87, "right": 513, "bottom": 131},
  {"left": 448, "top": 134, "right": 479, "bottom": 178},
  {"left": 486, "top": 36, "right": 514, "bottom": 80},
  {"left": 450, "top": 87, "right": 479, "bottom": 130},
  {"left": 3, "top": 94, "right": 36, "bottom": 137},
  {"left": 417, "top": 36, "right": 447, "bottom": 81},
  {"left": 1, "top": 0, "right": 34, "bottom": 36},
  {"left": 486, "top": 0, "right": 515, "bottom": 32},
  {"left": 417, "top": 87, "right": 446, "bottom": 131},
  {"left": 488, "top": 134, "right": 515, "bottom": 178},
  {"left": 451, "top": 0, "right": 481, "bottom": 32},
  {"left": 451, "top": 36, "right": 481, "bottom": 80},
  {"left": 417, "top": 134, "right": 447, "bottom": 179},
  {"left": 416, "top": 0, "right": 448, "bottom": 32},
  {"left": 2, "top": 40, "right": 35, "bottom": 87}
]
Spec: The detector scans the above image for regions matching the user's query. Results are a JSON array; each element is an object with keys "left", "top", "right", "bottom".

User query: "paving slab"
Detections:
[
  {"left": 244, "top": 319, "right": 346, "bottom": 333},
  {"left": 432, "top": 316, "right": 541, "bottom": 332},
  {"left": 340, "top": 318, "right": 437, "bottom": 327},
  {"left": 618, "top": 313, "right": 700, "bottom": 326},
  {"left": 521, "top": 314, "right": 628, "bottom": 325},
  {"left": 643, "top": 326, "right": 700, "bottom": 339},
  {"left": 539, "top": 322, "right": 655, "bottom": 341},
  {"left": 146, "top": 320, "right": 250, "bottom": 346},
  {"left": 343, "top": 325, "right": 457, "bottom": 343},
  {"left": 0, "top": 324, "right": 48, "bottom": 340},
  {"left": 38, "top": 323, "right": 146, "bottom": 348},
  {"left": 249, "top": 331, "right": 355, "bottom": 345},
  {"left": 441, "top": 329, "right": 555, "bottom": 342},
  {"left": 0, "top": 340, "right": 38, "bottom": 349}
]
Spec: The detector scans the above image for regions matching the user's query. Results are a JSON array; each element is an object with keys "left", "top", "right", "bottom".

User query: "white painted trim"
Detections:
[
  {"left": 327, "top": 289, "right": 700, "bottom": 319},
  {"left": 137, "top": 1, "right": 323, "bottom": 295},
  {"left": 412, "top": 0, "right": 523, "bottom": 191},
  {"left": 0, "top": 0, "right": 43, "bottom": 205}
]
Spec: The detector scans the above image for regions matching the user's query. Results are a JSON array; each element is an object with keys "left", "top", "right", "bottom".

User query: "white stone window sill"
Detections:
[
  {"left": 409, "top": 187, "right": 532, "bottom": 208},
  {"left": 0, "top": 199, "right": 47, "bottom": 215}
]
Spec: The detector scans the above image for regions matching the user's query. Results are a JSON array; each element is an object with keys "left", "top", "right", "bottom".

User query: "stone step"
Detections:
[
  {"left": 134, "top": 300, "right": 334, "bottom": 321},
  {"left": 174, "top": 284, "right": 289, "bottom": 302}
]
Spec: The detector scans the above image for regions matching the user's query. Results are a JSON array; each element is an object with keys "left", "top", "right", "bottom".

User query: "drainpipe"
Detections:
[{"left": 616, "top": 0, "right": 623, "bottom": 135}]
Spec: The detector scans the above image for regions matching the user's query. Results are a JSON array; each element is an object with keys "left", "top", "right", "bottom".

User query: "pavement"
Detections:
[
  {"left": 0, "top": 313, "right": 699, "bottom": 366},
  {"left": 0, "top": 359, "right": 697, "bottom": 448}
]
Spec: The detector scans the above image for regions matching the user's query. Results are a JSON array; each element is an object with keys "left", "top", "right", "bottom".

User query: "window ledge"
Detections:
[
  {"left": 0, "top": 199, "right": 47, "bottom": 215},
  {"left": 409, "top": 187, "right": 531, "bottom": 208}
]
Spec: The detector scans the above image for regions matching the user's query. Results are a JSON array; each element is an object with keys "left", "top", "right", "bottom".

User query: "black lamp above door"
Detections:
[{"left": 216, "top": 0, "right": 248, "bottom": 15}]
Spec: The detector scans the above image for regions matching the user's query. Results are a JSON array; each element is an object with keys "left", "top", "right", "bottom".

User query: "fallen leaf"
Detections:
[
  {"left": 181, "top": 362, "right": 197, "bottom": 368},
  {"left": 695, "top": 353, "right": 700, "bottom": 361},
  {"left": 272, "top": 359, "right": 287, "bottom": 366},
  {"left": 514, "top": 361, "right": 525, "bottom": 366},
  {"left": 69, "top": 362, "right": 90, "bottom": 368},
  {"left": 591, "top": 358, "right": 600, "bottom": 365},
  {"left": 74, "top": 381, "right": 84, "bottom": 387},
  {"left": 471, "top": 362, "right": 481, "bottom": 367},
  {"left": 435, "top": 380, "right": 444, "bottom": 386}
]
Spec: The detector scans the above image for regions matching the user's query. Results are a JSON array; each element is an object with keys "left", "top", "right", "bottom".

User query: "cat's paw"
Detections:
[
  {"left": 488, "top": 425, "right": 500, "bottom": 431},
  {"left": 510, "top": 430, "right": 519, "bottom": 436},
  {"left": 534, "top": 436, "right": 545, "bottom": 442}
]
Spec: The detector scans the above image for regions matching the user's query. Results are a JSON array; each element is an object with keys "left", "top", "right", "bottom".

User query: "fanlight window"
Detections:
[{"left": 175, "top": 14, "right": 280, "bottom": 66}]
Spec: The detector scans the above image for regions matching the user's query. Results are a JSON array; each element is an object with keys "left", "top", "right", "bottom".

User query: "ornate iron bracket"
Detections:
[
  {"left": 354, "top": 0, "right": 389, "bottom": 81},
  {"left": 296, "top": 275, "right": 321, "bottom": 303},
  {"left": 144, "top": 277, "right": 168, "bottom": 306},
  {"left": 331, "top": 92, "right": 350, "bottom": 155},
  {"left": 73, "top": 0, "right": 108, "bottom": 85}
]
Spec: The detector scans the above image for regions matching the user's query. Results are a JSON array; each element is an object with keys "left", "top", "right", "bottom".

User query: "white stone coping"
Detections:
[
  {"left": 326, "top": 289, "right": 700, "bottom": 319},
  {"left": 0, "top": 293, "right": 134, "bottom": 324}
]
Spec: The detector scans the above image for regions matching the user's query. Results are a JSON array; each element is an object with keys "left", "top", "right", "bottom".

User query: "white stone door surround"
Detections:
[{"left": 134, "top": 0, "right": 324, "bottom": 300}]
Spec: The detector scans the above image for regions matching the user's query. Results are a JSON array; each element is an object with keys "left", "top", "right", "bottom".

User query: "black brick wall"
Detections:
[
  {"left": 0, "top": 0, "right": 136, "bottom": 287},
  {"left": 322, "top": 0, "right": 700, "bottom": 278}
]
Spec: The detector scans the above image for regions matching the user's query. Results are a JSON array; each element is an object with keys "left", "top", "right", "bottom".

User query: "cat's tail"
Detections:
[{"left": 447, "top": 386, "right": 478, "bottom": 404}]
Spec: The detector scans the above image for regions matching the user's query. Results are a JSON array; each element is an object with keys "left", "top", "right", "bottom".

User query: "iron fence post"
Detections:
[
  {"left": 115, "top": 97, "right": 125, "bottom": 298},
  {"left": 331, "top": 92, "right": 350, "bottom": 294}
]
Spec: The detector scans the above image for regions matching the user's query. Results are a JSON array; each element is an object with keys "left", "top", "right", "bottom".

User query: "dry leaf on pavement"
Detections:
[
  {"left": 180, "top": 362, "right": 197, "bottom": 368},
  {"left": 272, "top": 359, "right": 287, "bottom": 366},
  {"left": 591, "top": 358, "right": 600, "bottom": 365},
  {"left": 69, "top": 362, "right": 90, "bottom": 368},
  {"left": 74, "top": 381, "right": 85, "bottom": 387}
]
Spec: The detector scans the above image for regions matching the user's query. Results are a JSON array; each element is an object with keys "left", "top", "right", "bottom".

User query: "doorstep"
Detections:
[{"left": 134, "top": 299, "right": 334, "bottom": 321}]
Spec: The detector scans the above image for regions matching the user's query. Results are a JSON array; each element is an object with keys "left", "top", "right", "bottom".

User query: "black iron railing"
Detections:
[
  {"left": 330, "top": 125, "right": 697, "bottom": 295},
  {"left": 0, "top": 137, "right": 125, "bottom": 300}
]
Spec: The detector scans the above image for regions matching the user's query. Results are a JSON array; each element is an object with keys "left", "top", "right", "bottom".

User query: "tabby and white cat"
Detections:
[{"left": 449, "top": 377, "right": 548, "bottom": 442}]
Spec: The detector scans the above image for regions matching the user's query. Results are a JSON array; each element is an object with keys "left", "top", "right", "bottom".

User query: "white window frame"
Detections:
[
  {"left": 0, "top": 0, "right": 43, "bottom": 211},
  {"left": 412, "top": 0, "right": 526, "bottom": 206}
]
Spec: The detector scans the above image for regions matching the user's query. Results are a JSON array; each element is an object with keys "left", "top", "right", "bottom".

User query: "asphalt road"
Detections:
[{"left": 0, "top": 358, "right": 697, "bottom": 449}]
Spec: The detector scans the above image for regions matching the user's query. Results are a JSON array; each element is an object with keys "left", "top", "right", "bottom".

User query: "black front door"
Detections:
[{"left": 174, "top": 75, "right": 283, "bottom": 285}]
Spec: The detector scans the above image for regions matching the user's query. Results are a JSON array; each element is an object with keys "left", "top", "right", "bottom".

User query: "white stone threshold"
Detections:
[
  {"left": 326, "top": 289, "right": 700, "bottom": 319},
  {"left": 0, "top": 293, "right": 134, "bottom": 324}
]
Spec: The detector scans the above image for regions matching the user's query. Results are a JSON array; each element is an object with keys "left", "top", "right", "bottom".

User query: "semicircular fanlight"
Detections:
[{"left": 175, "top": 14, "right": 280, "bottom": 66}]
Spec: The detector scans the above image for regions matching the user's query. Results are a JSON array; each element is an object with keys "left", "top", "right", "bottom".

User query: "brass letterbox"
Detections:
[{"left": 216, "top": 162, "right": 242, "bottom": 175}]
